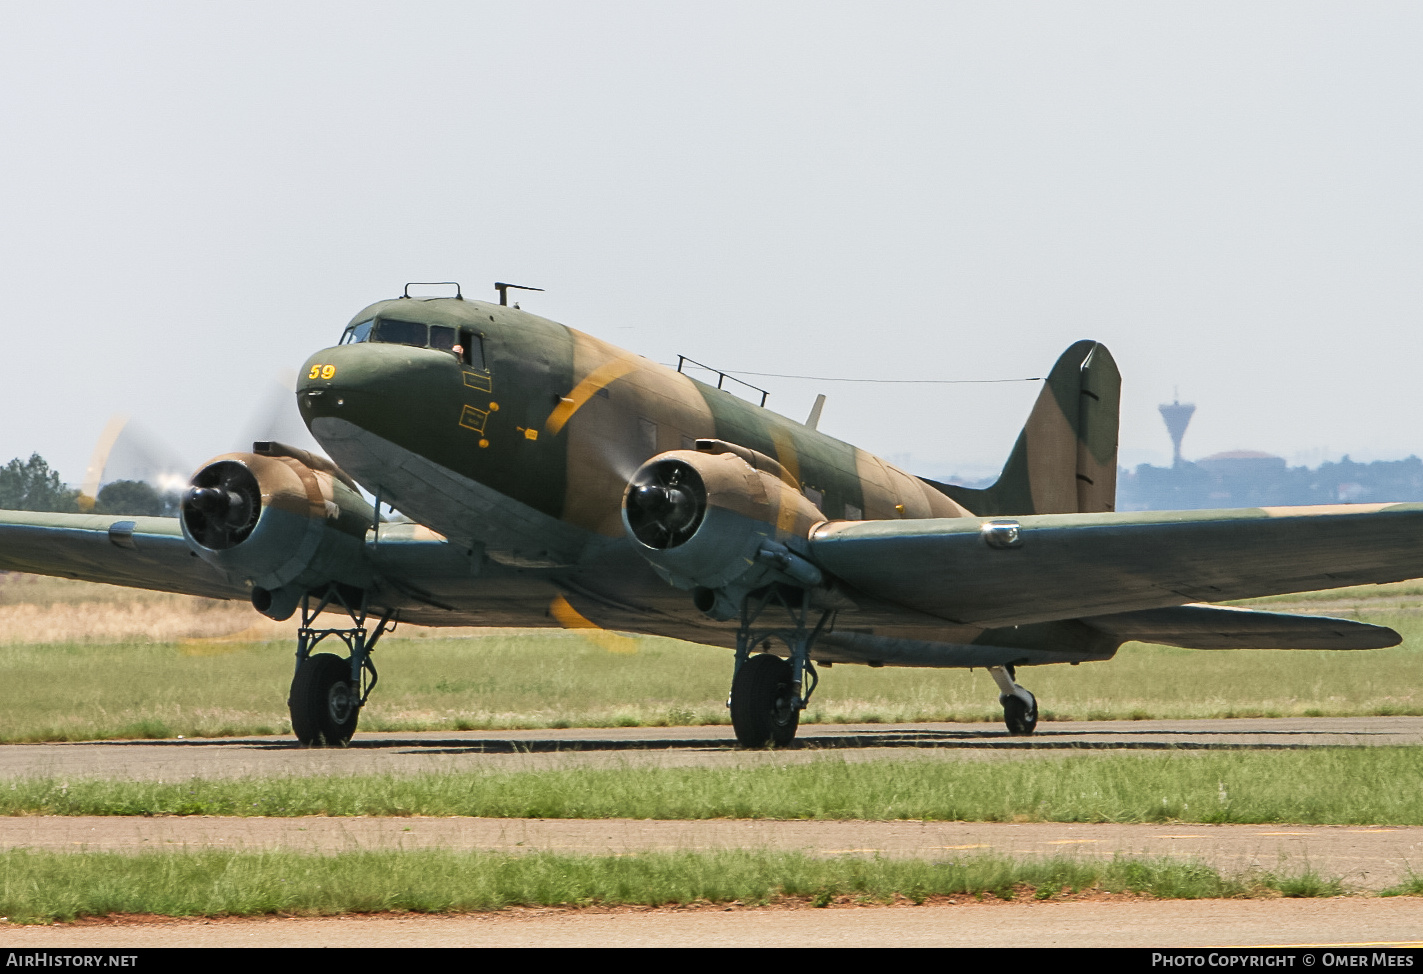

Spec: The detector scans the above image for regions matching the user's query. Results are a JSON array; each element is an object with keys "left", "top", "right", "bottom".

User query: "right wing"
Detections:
[{"left": 810, "top": 502, "right": 1423, "bottom": 629}]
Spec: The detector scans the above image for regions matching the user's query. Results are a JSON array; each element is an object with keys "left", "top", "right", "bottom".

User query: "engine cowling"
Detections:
[
  {"left": 180, "top": 443, "right": 374, "bottom": 620},
  {"left": 622, "top": 442, "right": 827, "bottom": 619}
]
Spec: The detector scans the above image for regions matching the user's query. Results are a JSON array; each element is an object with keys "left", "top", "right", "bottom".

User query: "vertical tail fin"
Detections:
[{"left": 928, "top": 340, "right": 1120, "bottom": 516}]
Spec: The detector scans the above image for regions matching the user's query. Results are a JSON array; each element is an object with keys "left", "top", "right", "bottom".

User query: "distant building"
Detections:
[
  {"left": 1118, "top": 454, "right": 1423, "bottom": 510},
  {"left": 1115, "top": 396, "right": 1423, "bottom": 509}
]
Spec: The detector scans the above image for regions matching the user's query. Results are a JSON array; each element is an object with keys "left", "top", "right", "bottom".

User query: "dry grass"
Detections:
[
  {"left": 1, "top": 572, "right": 1421, "bottom": 740},
  {"left": 0, "top": 574, "right": 495, "bottom": 645}
]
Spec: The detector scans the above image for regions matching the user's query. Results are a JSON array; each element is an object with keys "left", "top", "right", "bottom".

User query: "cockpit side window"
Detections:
[
  {"left": 460, "top": 331, "right": 487, "bottom": 370},
  {"left": 429, "top": 325, "right": 457, "bottom": 351},
  {"left": 373, "top": 319, "right": 428, "bottom": 347},
  {"left": 341, "top": 319, "right": 374, "bottom": 344}
]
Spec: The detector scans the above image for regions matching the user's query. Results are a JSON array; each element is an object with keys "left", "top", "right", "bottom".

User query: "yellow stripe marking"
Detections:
[
  {"left": 768, "top": 426, "right": 802, "bottom": 537},
  {"left": 544, "top": 354, "right": 641, "bottom": 435},
  {"left": 768, "top": 426, "right": 801, "bottom": 484},
  {"left": 549, "top": 594, "right": 638, "bottom": 655}
]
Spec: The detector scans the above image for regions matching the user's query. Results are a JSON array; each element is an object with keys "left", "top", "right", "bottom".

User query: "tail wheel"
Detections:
[
  {"left": 730, "top": 653, "right": 800, "bottom": 748},
  {"left": 1002, "top": 691, "right": 1038, "bottom": 736},
  {"left": 289, "top": 652, "right": 360, "bottom": 746}
]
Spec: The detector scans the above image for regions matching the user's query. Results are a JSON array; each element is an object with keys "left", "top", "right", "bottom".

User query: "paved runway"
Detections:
[{"left": 0, "top": 716, "right": 1416, "bottom": 780}]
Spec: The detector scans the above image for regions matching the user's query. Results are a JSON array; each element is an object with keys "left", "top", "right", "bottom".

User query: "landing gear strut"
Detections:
[
  {"left": 287, "top": 586, "right": 395, "bottom": 746},
  {"left": 727, "top": 586, "right": 829, "bottom": 748},
  {"left": 988, "top": 664, "right": 1038, "bottom": 735}
]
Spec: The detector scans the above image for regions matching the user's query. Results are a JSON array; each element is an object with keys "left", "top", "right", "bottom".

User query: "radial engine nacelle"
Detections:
[
  {"left": 621, "top": 440, "right": 827, "bottom": 619},
  {"left": 180, "top": 442, "right": 374, "bottom": 620}
]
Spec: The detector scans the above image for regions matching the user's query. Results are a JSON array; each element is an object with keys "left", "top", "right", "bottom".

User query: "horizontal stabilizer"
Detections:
[{"left": 1083, "top": 603, "right": 1400, "bottom": 650}]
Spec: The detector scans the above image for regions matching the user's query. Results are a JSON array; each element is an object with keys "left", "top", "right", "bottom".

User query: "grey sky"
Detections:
[{"left": 2, "top": 1, "right": 1420, "bottom": 486}]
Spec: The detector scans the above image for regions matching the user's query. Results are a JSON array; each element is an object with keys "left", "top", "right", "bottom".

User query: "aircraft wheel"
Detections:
[
  {"left": 289, "top": 653, "right": 360, "bottom": 746},
  {"left": 1002, "top": 691, "right": 1038, "bottom": 736},
  {"left": 730, "top": 653, "right": 800, "bottom": 748}
]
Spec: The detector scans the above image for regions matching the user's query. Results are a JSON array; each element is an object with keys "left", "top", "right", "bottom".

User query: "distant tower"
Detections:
[{"left": 1159, "top": 393, "right": 1196, "bottom": 467}]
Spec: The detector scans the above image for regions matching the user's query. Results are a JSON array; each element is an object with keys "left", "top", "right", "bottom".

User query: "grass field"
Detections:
[
  {"left": 2, "top": 748, "right": 1420, "bottom": 824},
  {"left": 0, "top": 848, "right": 1359, "bottom": 923},
  {"left": 2, "top": 575, "right": 1420, "bottom": 924},
  {"left": 1, "top": 575, "right": 1422, "bottom": 741}
]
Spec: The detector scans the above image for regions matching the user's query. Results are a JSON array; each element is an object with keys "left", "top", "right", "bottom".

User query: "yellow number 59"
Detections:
[{"left": 308, "top": 364, "right": 337, "bottom": 380}]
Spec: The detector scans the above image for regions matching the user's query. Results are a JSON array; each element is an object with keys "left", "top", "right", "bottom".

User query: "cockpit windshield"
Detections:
[
  {"left": 339, "top": 317, "right": 486, "bottom": 369},
  {"left": 341, "top": 319, "right": 374, "bottom": 344},
  {"left": 373, "top": 319, "right": 426, "bottom": 347}
]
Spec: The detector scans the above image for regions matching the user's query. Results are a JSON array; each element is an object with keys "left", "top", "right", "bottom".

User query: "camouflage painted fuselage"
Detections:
[
  {"left": 295, "top": 295, "right": 1127, "bottom": 664},
  {"left": 298, "top": 301, "right": 952, "bottom": 638}
]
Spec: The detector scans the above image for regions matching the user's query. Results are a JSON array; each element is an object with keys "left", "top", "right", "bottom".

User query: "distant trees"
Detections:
[
  {"left": 0, "top": 455, "right": 181, "bottom": 515},
  {"left": 0, "top": 454, "right": 80, "bottom": 512},
  {"left": 94, "top": 480, "right": 179, "bottom": 517}
]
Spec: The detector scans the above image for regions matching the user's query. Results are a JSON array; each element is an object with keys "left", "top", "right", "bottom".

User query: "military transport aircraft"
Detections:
[{"left": 0, "top": 282, "right": 1413, "bottom": 747}]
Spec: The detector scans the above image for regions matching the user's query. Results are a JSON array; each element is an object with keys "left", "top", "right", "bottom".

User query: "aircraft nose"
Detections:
[
  {"left": 296, "top": 341, "right": 462, "bottom": 442},
  {"left": 296, "top": 345, "right": 365, "bottom": 418}
]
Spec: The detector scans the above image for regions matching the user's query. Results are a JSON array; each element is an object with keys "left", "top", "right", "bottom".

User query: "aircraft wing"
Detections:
[
  {"left": 0, "top": 509, "right": 546, "bottom": 627},
  {"left": 0, "top": 511, "right": 246, "bottom": 600},
  {"left": 809, "top": 502, "right": 1423, "bottom": 629}
]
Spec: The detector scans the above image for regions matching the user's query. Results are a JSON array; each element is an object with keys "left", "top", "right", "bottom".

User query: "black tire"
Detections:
[
  {"left": 730, "top": 653, "right": 800, "bottom": 748},
  {"left": 1002, "top": 692, "right": 1038, "bottom": 736},
  {"left": 289, "top": 653, "right": 360, "bottom": 746}
]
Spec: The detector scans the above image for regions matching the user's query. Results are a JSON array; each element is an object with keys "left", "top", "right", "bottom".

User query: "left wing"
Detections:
[
  {"left": 809, "top": 503, "right": 1423, "bottom": 628},
  {"left": 0, "top": 511, "right": 245, "bottom": 600},
  {"left": 0, "top": 509, "right": 559, "bottom": 629}
]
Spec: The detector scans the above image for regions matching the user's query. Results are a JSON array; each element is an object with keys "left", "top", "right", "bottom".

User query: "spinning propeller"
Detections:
[
  {"left": 181, "top": 460, "right": 261, "bottom": 550},
  {"left": 624, "top": 459, "right": 706, "bottom": 549}
]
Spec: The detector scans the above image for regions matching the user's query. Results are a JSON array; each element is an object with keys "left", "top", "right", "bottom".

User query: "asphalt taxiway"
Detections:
[{"left": 0, "top": 715, "right": 1416, "bottom": 780}]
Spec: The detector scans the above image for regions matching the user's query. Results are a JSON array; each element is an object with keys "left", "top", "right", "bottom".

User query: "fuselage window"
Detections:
[
  {"left": 341, "top": 320, "right": 374, "bottom": 344},
  {"left": 638, "top": 418, "right": 658, "bottom": 454},
  {"left": 374, "top": 319, "right": 428, "bottom": 347}
]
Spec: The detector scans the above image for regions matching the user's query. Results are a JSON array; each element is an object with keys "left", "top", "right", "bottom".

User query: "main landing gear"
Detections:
[
  {"left": 727, "top": 586, "right": 830, "bottom": 748},
  {"left": 287, "top": 586, "right": 395, "bottom": 747},
  {"left": 988, "top": 664, "right": 1038, "bottom": 735}
]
